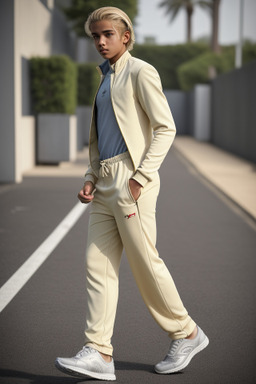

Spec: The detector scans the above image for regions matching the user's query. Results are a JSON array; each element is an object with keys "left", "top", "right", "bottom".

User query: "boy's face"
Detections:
[{"left": 90, "top": 20, "right": 130, "bottom": 64}]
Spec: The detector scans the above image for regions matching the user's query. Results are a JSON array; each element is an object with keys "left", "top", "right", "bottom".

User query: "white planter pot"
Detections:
[
  {"left": 191, "top": 85, "right": 211, "bottom": 141},
  {"left": 76, "top": 106, "right": 91, "bottom": 149},
  {"left": 37, "top": 114, "right": 77, "bottom": 164}
]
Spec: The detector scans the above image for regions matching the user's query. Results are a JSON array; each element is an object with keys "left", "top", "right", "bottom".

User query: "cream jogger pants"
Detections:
[{"left": 84, "top": 152, "right": 196, "bottom": 356}]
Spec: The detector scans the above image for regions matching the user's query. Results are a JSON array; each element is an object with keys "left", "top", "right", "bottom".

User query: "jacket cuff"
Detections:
[
  {"left": 84, "top": 174, "right": 97, "bottom": 185},
  {"left": 131, "top": 171, "right": 148, "bottom": 188}
]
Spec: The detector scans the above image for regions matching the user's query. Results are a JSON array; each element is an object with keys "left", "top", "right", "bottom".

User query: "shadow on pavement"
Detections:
[
  {"left": 0, "top": 369, "right": 87, "bottom": 383},
  {"left": 115, "top": 360, "right": 183, "bottom": 376},
  {"left": 0, "top": 364, "right": 183, "bottom": 383},
  {"left": 115, "top": 360, "right": 153, "bottom": 372}
]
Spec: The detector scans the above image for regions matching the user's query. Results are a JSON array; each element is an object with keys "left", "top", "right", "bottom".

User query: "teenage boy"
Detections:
[{"left": 55, "top": 7, "right": 209, "bottom": 381}]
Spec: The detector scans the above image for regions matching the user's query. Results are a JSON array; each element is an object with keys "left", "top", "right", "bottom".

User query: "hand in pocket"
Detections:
[{"left": 129, "top": 179, "right": 142, "bottom": 201}]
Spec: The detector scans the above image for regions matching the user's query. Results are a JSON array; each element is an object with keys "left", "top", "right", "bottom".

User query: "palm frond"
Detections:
[
  {"left": 195, "top": 0, "right": 213, "bottom": 12},
  {"left": 159, "top": 0, "right": 189, "bottom": 21}
]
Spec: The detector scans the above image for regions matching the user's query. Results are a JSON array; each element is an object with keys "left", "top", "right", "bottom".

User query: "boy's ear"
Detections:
[{"left": 123, "top": 30, "right": 130, "bottom": 45}]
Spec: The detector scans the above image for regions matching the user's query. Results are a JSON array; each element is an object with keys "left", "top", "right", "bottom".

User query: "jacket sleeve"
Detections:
[
  {"left": 84, "top": 163, "right": 98, "bottom": 185},
  {"left": 132, "top": 64, "right": 176, "bottom": 187}
]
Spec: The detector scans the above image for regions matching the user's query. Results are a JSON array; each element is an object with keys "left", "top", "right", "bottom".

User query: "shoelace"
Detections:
[
  {"left": 167, "top": 339, "right": 184, "bottom": 357},
  {"left": 76, "top": 346, "right": 94, "bottom": 358}
]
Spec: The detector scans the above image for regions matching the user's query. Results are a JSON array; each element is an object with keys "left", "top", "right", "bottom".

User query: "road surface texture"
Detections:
[{"left": 0, "top": 141, "right": 255, "bottom": 384}]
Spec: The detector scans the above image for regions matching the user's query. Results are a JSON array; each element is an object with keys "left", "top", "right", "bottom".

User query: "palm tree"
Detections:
[{"left": 159, "top": 0, "right": 211, "bottom": 43}]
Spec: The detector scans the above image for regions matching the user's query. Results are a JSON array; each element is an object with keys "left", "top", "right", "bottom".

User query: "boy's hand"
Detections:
[
  {"left": 129, "top": 179, "right": 142, "bottom": 201},
  {"left": 78, "top": 181, "right": 95, "bottom": 204}
]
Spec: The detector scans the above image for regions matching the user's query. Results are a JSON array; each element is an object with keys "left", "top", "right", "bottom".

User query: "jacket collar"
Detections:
[{"left": 97, "top": 50, "right": 131, "bottom": 75}]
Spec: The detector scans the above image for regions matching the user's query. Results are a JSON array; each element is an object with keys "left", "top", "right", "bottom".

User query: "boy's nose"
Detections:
[{"left": 98, "top": 36, "right": 106, "bottom": 46}]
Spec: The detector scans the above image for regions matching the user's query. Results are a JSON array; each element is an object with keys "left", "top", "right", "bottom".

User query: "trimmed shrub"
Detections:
[
  {"left": 30, "top": 55, "right": 77, "bottom": 114},
  {"left": 243, "top": 41, "right": 256, "bottom": 63},
  {"left": 177, "top": 43, "right": 256, "bottom": 91},
  {"left": 132, "top": 43, "right": 209, "bottom": 89},
  {"left": 77, "top": 63, "right": 99, "bottom": 106},
  {"left": 177, "top": 49, "right": 233, "bottom": 91}
]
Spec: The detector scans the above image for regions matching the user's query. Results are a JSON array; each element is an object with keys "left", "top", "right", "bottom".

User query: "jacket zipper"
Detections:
[{"left": 88, "top": 74, "right": 105, "bottom": 168}]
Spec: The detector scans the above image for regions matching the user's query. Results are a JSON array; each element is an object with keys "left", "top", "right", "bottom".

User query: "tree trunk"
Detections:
[
  {"left": 186, "top": 4, "right": 193, "bottom": 43},
  {"left": 211, "top": 0, "right": 221, "bottom": 53}
]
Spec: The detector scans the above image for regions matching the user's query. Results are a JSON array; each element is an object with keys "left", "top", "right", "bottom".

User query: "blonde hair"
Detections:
[{"left": 84, "top": 7, "right": 135, "bottom": 51}]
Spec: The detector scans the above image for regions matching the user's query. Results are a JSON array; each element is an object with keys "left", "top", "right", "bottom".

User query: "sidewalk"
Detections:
[
  {"left": 173, "top": 136, "right": 256, "bottom": 222},
  {"left": 24, "top": 147, "right": 89, "bottom": 178},
  {"left": 24, "top": 136, "right": 256, "bottom": 221}
]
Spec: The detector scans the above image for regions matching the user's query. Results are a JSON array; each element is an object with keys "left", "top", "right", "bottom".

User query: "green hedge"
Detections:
[
  {"left": 30, "top": 55, "right": 77, "bottom": 114},
  {"left": 77, "top": 63, "right": 99, "bottom": 106},
  {"left": 177, "top": 42, "right": 256, "bottom": 91},
  {"left": 243, "top": 41, "right": 256, "bottom": 63},
  {"left": 177, "top": 49, "right": 232, "bottom": 91},
  {"left": 132, "top": 43, "right": 209, "bottom": 89}
]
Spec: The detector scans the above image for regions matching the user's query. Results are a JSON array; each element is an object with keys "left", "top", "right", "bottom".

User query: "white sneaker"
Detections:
[
  {"left": 55, "top": 346, "right": 116, "bottom": 381},
  {"left": 155, "top": 326, "right": 209, "bottom": 374}
]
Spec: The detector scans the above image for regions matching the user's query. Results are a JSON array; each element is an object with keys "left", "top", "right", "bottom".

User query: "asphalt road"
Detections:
[{"left": 0, "top": 150, "right": 255, "bottom": 384}]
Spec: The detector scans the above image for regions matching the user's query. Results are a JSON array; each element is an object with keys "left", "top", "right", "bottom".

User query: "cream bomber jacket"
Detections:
[{"left": 84, "top": 50, "right": 176, "bottom": 188}]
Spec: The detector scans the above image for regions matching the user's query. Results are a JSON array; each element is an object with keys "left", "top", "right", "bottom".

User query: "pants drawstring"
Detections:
[
  {"left": 99, "top": 161, "right": 110, "bottom": 178},
  {"left": 99, "top": 152, "right": 130, "bottom": 178}
]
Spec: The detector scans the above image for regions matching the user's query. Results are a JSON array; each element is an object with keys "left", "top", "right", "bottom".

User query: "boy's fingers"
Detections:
[
  {"left": 83, "top": 181, "right": 94, "bottom": 195},
  {"left": 78, "top": 190, "right": 94, "bottom": 204}
]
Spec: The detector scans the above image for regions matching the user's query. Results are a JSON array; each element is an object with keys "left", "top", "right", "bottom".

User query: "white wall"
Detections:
[
  {"left": 0, "top": 0, "right": 53, "bottom": 182},
  {"left": 0, "top": 0, "right": 77, "bottom": 183},
  {"left": 21, "top": 117, "right": 36, "bottom": 172},
  {"left": 15, "top": 0, "right": 52, "bottom": 180}
]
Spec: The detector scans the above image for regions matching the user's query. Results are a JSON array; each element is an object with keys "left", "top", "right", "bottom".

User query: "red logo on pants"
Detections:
[{"left": 124, "top": 213, "right": 136, "bottom": 219}]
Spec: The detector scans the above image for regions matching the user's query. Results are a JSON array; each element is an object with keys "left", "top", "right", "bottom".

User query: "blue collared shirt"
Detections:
[{"left": 96, "top": 63, "right": 127, "bottom": 160}]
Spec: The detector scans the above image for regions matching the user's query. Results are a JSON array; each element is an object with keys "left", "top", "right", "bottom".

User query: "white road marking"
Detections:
[{"left": 0, "top": 202, "right": 88, "bottom": 313}]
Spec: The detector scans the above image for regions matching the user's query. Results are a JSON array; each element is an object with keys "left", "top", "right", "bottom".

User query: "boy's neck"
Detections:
[{"left": 109, "top": 48, "right": 128, "bottom": 65}]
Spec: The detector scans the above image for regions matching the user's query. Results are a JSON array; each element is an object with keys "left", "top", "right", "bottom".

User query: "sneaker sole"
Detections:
[
  {"left": 155, "top": 336, "right": 209, "bottom": 374},
  {"left": 55, "top": 359, "right": 116, "bottom": 381}
]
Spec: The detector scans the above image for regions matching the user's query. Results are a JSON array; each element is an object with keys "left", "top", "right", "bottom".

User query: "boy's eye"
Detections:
[{"left": 105, "top": 32, "right": 114, "bottom": 37}]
